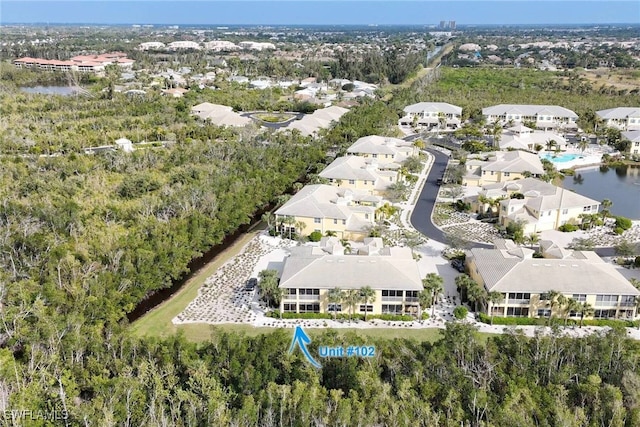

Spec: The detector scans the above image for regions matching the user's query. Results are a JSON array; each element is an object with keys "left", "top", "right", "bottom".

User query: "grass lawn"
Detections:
[{"left": 129, "top": 226, "right": 265, "bottom": 339}]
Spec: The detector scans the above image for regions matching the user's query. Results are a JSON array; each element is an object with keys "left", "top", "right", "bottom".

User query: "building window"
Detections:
[
  {"left": 382, "top": 304, "right": 403, "bottom": 314},
  {"left": 583, "top": 206, "right": 591, "bottom": 212},
  {"left": 504, "top": 172, "right": 510, "bottom": 177},
  {"left": 365, "top": 214, "right": 369, "bottom": 219},
  {"left": 621, "top": 295, "right": 635, "bottom": 306},
  {"left": 283, "top": 303, "right": 297, "bottom": 312},
  {"left": 572, "top": 294, "right": 586, "bottom": 302},
  {"left": 506, "top": 307, "right": 529, "bottom": 317},
  {"left": 359, "top": 305, "right": 373, "bottom": 312},
  {"left": 299, "top": 289, "right": 320, "bottom": 296},
  {"left": 596, "top": 295, "right": 618, "bottom": 305},
  {"left": 333, "top": 219, "right": 338, "bottom": 224},
  {"left": 299, "top": 303, "right": 320, "bottom": 313},
  {"left": 342, "top": 219, "right": 346, "bottom": 225},
  {"left": 382, "top": 290, "right": 403, "bottom": 301},
  {"left": 348, "top": 179, "right": 355, "bottom": 185},
  {"left": 314, "top": 218, "right": 321, "bottom": 224},
  {"left": 594, "top": 309, "right": 616, "bottom": 319},
  {"left": 537, "top": 309, "right": 551, "bottom": 317},
  {"left": 562, "top": 209, "right": 569, "bottom": 215},
  {"left": 507, "top": 292, "right": 530, "bottom": 301},
  {"left": 286, "top": 288, "right": 297, "bottom": 297},
  {"left": 328, "top": 304, "right": 342, "bottom": 312},
  {"left": 372, "top": 154, "right": 378, "bottom": 158}
]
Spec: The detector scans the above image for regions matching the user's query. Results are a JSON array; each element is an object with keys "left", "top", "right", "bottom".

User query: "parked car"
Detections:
[
  {"left": 451, "top": 259, "right": 465, "bottom": 273},
  {"left": 244, "top": 277, "right": 258, "bottom": 292}
]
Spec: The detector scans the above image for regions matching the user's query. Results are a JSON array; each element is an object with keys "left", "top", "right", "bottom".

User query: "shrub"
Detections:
[
  {"left": 614, "top": 227, "right": 625, "bottom": 235},
  {"left": 308, "top": 231, "right": 323, "bottom": 242},
  {"left": 453, "top": 306, "right": 468, "bottom": 320},
  {"left": 477, "top": 313, "right": 543, "bottom": 325},
  {"left": 635, "top": 256, "right": 640, "bottom": 268},
  {"left": 615, "top": 216, "right": 632, "bottom": 231},
  {"left": 368, "top": 314, "right": 415, "bottom": 322},
  {"left": 559, "top": 224, "right": 579, "bottom": 232}
]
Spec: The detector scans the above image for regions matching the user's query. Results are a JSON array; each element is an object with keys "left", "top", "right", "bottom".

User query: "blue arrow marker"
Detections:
[{"left": 289, "top": 326, "right": 322, "bottom": 368}]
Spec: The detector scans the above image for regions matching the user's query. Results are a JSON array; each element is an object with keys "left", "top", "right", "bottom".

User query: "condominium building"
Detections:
[
  {"left": 319, "top": 156, "right": 403, "bottom": 196},
  {"left": 482, "top": 104, "right": 578, "bottom": 131},
  {"left": 463, "top": 150, "right": 545, "bottom": 186},
  {"left": 346, "top": 135, "right": 417, "bottom": 165},
  {"left": 466, "top": 240, "right": 639, "bottom": 320},
  {"left": 468, "top": 178, "right": 600, "bottom": 233},
  {"left": 278, "top": 239, "right": 423, "bottom": 315},
  {"left": 596, "top": 107, "right": 640, "bottom": 131},
  {"left": 274, "top": 185, "right": 382, "bottom": 240},
  {"left": 400, "top": 102, "right": 463, "bottom": 130}
]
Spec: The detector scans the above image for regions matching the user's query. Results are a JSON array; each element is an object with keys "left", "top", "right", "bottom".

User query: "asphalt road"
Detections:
[
  {"left": 410, "top": 147, "right": 450, "bottom": 244},
  {"left": 407, "top": 143, "right": 618, "bottom": 256}
]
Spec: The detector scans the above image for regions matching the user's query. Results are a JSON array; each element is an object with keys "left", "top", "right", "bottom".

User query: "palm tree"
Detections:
[
  {"left": 327, "top": 287, "right": 345, "bottom": 321},
  {"left": 282, "top": 216, "right": 296, "bottom": 240},
  {"left": 422, "top": 273, "right": 444, "bottom": 317},
  {"left": 487, "top": 291, "right": 504, "bottom": 325},
  {"left": 325, "top": 230, "right": 337, "bottom": 237},
  {"left": 467, "top": 282, "right": 487, "bottom": 313},
  {"left": 564, "top": 298, "right": 581, "bottom": 326},
  {"left": 455, "top": 274, "right": 475, "bottom": 304},
  {"left": 635, "top": 296, "right": 640, "bottom": 330},
  {"left": 261, "top": 212, "right": 274, "bottom": 234},
  {"left": 477, "top": 194, "right": 490, "bottom": 215},
  {"left": 578, "top": 138, "right": 589, "bottom": 153},
  {"left": 359, "top": 286, "right": 376, "bottom": 321},
  {"left": 545, "top": 139, "right": 557, "bottom": 152},
  {"left": 579, "top": 302, "right": 594, "bottom": 328},
  {"left": 545, "top": 290, "right": 563, "bottom": 325},
  {"left": 601, "top": 199, "right": 612, "bottom": 221},
  {"left": 525, "top": 233, "right": 540, "bottom": 250},
  {"left": 345, "top": 289, "right": 361, "bottom": 322},
  {"left": 418, "top": 290, "right": 432, "bottom": 322}
]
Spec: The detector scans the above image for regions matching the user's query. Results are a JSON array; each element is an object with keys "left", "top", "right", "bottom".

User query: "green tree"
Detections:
[
  {"left": 579, "top": 302, "right": 595, "bottom": 327},
  {"left": 601, "top": 199, "right": 613, "bottom": 221},
  {"left": 422, "top": 273, "right": 444, "bottom": 317},
  {"left": 345, "top": 289, "right": 361, "bottom": 322},
  {"left": 487, "top": 291, "right": 504, "bottom": 325},
  {"left": 359, "top": 286, "right": 376, "bottom": 321},
  {"left": 327, "top": 287, "right": 345, "bottom": 320}
]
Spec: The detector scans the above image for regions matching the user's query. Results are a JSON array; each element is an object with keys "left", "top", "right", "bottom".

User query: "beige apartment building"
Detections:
[
  {"left": 319, "top": 156, "right": 402, "bottom": 196},
  {"left": 278, "top": 240, "right": 423, "bottom": 315},
  {"left": 463, "top": 150, "right": 544, "bottom": 186},
  {"left": 466, "top": 240, "right": 639, "bottom": 320},
  {"left": 274, "top": 184, "right": 382, "bottom": 241}
]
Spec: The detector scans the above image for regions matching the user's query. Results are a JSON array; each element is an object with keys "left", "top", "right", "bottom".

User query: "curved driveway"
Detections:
[
  {"left": 408, "top": 144, "right": 617, "bottom": 256},
  {"left": 410, "top": 148, "right": 450, "bottom": 243}
]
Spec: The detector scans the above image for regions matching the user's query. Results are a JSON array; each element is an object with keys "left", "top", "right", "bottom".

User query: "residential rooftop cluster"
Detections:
[{"left": 12, "top": 52, "right": 134, "bottom": 72}]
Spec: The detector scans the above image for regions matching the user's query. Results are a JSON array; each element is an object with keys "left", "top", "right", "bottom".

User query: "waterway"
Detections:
[
  {"left": 562, "top": 165, "right": 640, "bottom": 219},
  {"left": 20, "top": 85, "right": 79, "bottom": 96}
]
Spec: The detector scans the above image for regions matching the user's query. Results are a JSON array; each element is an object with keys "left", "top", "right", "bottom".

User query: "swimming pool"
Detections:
[{"left": 540, "top": 153, "right": 583, "bottom": 163}]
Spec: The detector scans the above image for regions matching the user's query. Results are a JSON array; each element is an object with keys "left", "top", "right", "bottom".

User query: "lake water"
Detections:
[
  {"left": 20, "top": 85, "right": 78, "bottom": 96},
  {"left": 562, "top": 165, "right": 640, "bottom": 219}
]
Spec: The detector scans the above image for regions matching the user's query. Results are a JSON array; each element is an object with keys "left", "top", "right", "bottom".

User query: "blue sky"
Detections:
[{"left": 2, "top": 1, "right": 639, "bottom": 25}]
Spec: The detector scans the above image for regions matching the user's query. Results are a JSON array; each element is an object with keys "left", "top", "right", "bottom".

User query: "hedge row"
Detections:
[
  {"left": 267, "top": 311, "right": 422, "bottom": 322},
  {"left": 478, "top": 313, "right": 639, "bottom": 328}
]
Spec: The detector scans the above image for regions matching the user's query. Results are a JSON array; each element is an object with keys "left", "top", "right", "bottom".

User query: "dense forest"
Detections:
[
  {"left": 3, "top": 324, "right": 640, "bottom": 426},
  {"left": 2, "top": 59, "right": 640, "bottom": 425}
]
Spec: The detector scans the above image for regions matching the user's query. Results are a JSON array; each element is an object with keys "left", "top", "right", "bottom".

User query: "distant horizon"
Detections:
[{"left": 2, "top": 1, "right": 639, "bottom": 26}]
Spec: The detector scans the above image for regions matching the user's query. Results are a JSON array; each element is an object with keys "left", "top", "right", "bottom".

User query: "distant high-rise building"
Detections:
[{"left": 439, "top": 20, "right": 456, "bottom": 30}]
